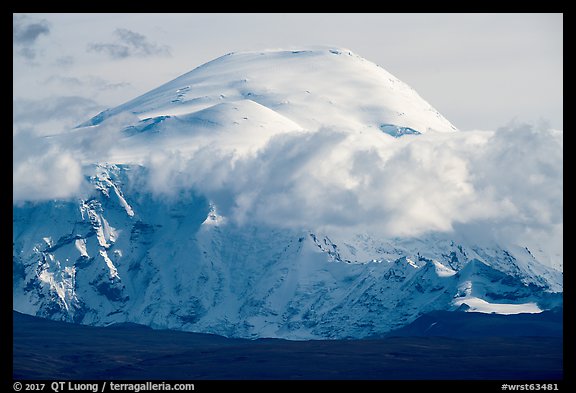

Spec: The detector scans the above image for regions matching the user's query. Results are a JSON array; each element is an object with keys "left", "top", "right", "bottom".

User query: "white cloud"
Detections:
[
  {"left": 13, "top": 129, "right": 84, "bottom": 203},
  {"left": 12, "top": 111, "right": 138, "bottom": 204},
  {"left": 139, "top": 123, "right": 562, "bottom": 255},
  {"left": 13, "top": 113, "right": 562, "bottom": 265},
  {"left": 13, "top": 96, "right": 103, "bottom": 136},
  {"left": 73, "top": 112, "right": 140, "bottom": 160}
]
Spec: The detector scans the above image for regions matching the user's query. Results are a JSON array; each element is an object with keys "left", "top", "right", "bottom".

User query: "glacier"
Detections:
[{"left": 13, "top": 47, "right": 562, "bottom": 339}]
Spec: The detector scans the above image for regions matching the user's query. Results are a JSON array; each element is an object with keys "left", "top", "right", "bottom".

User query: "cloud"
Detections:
[
  {"left": 12, "top": 95, "right": 106, "bottom": 203},
  {"left": 13, "top": 96, "right": 104, "bottom": 135},
  {"left": 12, "top": 111, "right": 139, "bottom": 204},
  {"left": 140, "top": 122, "right": 562, "bottom": 260},
  {"left": 73, "top": 112, "right": 140, "bottom": 159},
  {"left": 13, "top": 110, "right": 562, "bottom": 266},
  {"left": 55, "top": 56, "right": 75, "bottom": 67},
  {"left": 44, "top": 75, "right": 131, "bottom": 91},
  {"left": 88, "top": 28, "right": 171, "bottom": 59},
  {"left": 13, "top": 129, "right": 85, "bottom": 203},
  {"left": 13, "top": 14, "right": 50, "bottom": 59},
  {"left": 13, "top": 15, "right": 50, "bottom": 44}
]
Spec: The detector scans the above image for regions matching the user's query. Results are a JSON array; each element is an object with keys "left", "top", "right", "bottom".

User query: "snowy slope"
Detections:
[
  {"left": 62, "top": 47, "right": 457, "bottom": 168},
  {"left": 13, "top": 47, "right": 561, "bottom": 339},
  {"left": 79, "top": 47, "right": 456, "bottom": 133},
  {"left": 12, "top": 164, "right": 562, "bottom": 339}
]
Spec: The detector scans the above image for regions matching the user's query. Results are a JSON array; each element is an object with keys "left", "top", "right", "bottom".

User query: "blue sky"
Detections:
[{"left": 13, "top": 13, "right": 562, "bottom": 133}]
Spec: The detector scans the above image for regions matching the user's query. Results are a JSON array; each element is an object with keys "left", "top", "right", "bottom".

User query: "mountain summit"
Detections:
[
  {"left": 81, "top": 47, "right": 457, "bottom": 134},
  {"left": 13, "top": 48, "right": 561, "bottom": 339}
]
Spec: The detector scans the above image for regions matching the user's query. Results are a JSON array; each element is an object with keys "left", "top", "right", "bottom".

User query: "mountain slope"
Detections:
[
  {"left": 13, "top": 47, "right": 562, "bottom": 339},
  {"left": 12, "top": 165, "right": 562, "bottom": 339},
  {"left": 79, "top": 47, "right": 457, "bottom": 134}
]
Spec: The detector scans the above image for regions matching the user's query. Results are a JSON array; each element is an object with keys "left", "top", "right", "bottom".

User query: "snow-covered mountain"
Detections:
[{"left": 13, "top": 47, "right": 562, "bottom": 339}]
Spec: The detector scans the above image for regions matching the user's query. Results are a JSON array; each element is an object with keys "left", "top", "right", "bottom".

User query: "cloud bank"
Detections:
[
  {"left": 13, "top": 119, "right": 562, "bottom": 265},
  {"left": 141, "top": 124, "right": 562, "bottom": 241}
]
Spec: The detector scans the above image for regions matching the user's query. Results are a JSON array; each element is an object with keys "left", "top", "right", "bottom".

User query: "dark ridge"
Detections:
[
  {"left": 13, "top": 311, "right": 562, "bottom": 380},
  {"left": 386, "top": 308, "right": 563, "bottom": 338},
  {"left": 105, "top": 322, "right": 153, "bottom": 330}
]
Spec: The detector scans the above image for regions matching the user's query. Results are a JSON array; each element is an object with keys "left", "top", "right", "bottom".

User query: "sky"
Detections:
[
  {"left": 13, "top": 13, "right": 563, "bottom": 268},
  {"left": 13, "top": 13, "right": 563, "bottom": 133}
]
